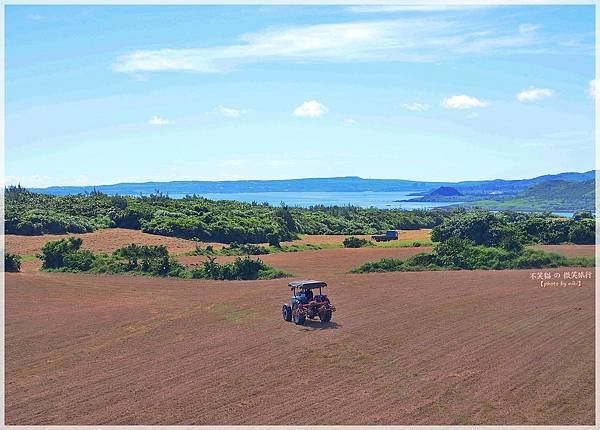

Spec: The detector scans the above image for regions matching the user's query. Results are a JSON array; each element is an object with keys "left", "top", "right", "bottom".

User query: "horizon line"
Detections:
[{"left": 13, "top": 169, "right": 596, "bottom": 190}]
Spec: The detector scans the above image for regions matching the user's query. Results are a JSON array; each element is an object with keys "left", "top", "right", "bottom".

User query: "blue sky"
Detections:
[{"left": 5, "top": 5, "right": 596, "bottom": 187}]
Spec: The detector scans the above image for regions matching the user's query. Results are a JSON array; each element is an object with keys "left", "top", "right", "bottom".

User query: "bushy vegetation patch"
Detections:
[
  {"left": 218, "top": 242, "right": 271, "bottom": 256},
  {"left": 190, "top": 256, "right": 289, "bottom": 280},
  {"left": 431, "top": 210, "right": 595, "bottom": 246},
  {"left": 189, "top": 241, "right": 342, "bottom": 257},
  {"left": 372, "top": 238, "right": 432, "bottom": 248},
  {"left": 351, "top": 237, "right": 595, "bottom": 273},
  {"left": 5, "top": 253, "right": 21, "bottom": 272},
  {"left": 7, "top": 187, "right": 594, "bottom": 247},
  {"left": 40, "top": 238, "right": 185, "bottom": 276},
  {"left": 6, "top": 186, "right": 451, "bottom": 242},
  {"left": 38, "top": 238, "right": 288, "bottom": 280},
  {"left": 567, "top": 216, "right": 595, "bottom": 245},
  {"left": 343, "top": 236, "right": 373, "bottom": 248}
]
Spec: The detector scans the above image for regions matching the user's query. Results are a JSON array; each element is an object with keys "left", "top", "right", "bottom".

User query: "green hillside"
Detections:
[{"left": 470, "top": 179, "right": 595, "bottom": 212}]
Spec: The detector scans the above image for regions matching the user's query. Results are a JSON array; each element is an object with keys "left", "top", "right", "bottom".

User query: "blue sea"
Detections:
[
  {"left": 166, "top": 190, "right": 577, "bottom": 217},
  {"left": 169, "top": 191, "right": 457, "bottom": 210}
]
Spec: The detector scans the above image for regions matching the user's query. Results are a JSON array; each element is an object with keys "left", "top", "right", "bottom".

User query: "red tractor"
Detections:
[{"left": 282, "top": 280, "right": 336, "bottom": 325}]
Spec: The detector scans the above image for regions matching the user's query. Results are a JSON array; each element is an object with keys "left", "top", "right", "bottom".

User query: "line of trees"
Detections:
[
  {"left": 431, "top": 210, "right": 595, "bottom": 246},
  {"left": 5, "top": 186, "right": 451, "bottom": 243}
]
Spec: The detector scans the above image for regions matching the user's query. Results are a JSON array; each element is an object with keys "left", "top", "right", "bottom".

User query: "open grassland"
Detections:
[{"left": 5, "top": 242, "right": 595, "bottom": 425}]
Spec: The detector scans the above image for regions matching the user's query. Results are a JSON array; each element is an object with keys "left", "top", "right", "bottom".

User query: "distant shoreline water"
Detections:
[
  {"left": 162, "top": 191, "right": 575, "bottom": 217},
  {"left": 166, "top": 191, "right": 456, "bottom": 210},
  {"left": 27, "top": 186, "right": 580, "bottom": 217}
]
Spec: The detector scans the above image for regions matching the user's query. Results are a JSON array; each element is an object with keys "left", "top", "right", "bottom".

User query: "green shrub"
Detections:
[
  {"left": 351, "top": 240, "right": 594, "bottom": 273},
  {"left": 90, "top": 252, "right": 124, "bottom": 273},
  {"left": 568, "top": 219, "right": 595, "bottom": 245},
  {"left": 343, "top": 236, "right": 371, "bottom": 248},
  {"left": 40, "top": 237, "right": 84, "bottom": 269},
  {"left": 112, "top": 244, "right": 183, "bottom": 276},
  {"left": 5, "top": 253, "right": 21, "bottom": 272},
  {"left": 431, "top": 211, "right": 527, "bottom": 248},
  {"left": 267, "top": 233, "right": 281, "bottom": 248},
  {"left": 573, "top": 210, "right": 594, "bottom": 221},
  {"left": 39, "top": 239, "right": 186, "bottom": 277},
  {"left": 190, "top": 256, "right": 289, "bottom": 280},
  {"left": 220, "top": 242, "right": 270, "bottom": 256},
  {"left": 36, "top": 238, "right": 290, "bottom": 280},
  {"left": 431, "top": 210, "right": 581, "bottom": 246},
  {"left": 62, "top": 250, "right": 95, "bottom": 272},
  {"left": 191, "top": 243, "right": 215, "bottom": 256}
]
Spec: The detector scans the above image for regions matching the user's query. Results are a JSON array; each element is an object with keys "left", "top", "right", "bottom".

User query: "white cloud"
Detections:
[
  {"left": 466, "top": 112, "right": 479, "bottom": 119},
  {"left": 344, "top": 118, "right": 358, "bottom": 125},
  {"left": 112, "top": 17, "right": 588, "bottom": 74},
  {"left": 401, "top": 102, "right": 430, "bottom": 112},
  {"left": 517, "top": 87, "right": 554, "bottom": 102},
  {"left": 213, "top": 105, "right": 244, "bottom": 117},
  {"left": 587, "top": 79, "right": 598, "bottom": 99},
  {"left": 441, "top": 95, "right": 489, "bottom": 110},
  {"left": 293, "top": 100, "right": 328, "bottom": 118},
  {"left": 518, "top": 23, "right": 541, "bottom": 35},
  {"left": 148, "top": 115, "right": 174, "bottom": 126},
  {"left": 347, "top": 5, "right": 489, "bottom": 13},
  {"left": 26, "top": 13, "right": 46, "bottom": 21}
]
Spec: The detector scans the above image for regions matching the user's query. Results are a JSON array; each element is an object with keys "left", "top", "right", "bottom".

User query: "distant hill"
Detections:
[
  {"left": 27, "top": 170, "right": 595, "bottom": 197},
  {"left": 468, "top": 179, "right": 596, "bottom": 212},
  {"left": 405, "top": 186, "right": 463, "bottom": 202}
]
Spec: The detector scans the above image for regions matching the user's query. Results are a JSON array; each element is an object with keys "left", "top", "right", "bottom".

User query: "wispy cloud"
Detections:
[
  {"left": 293, "top": 100, "right": 328, "bottom": 118},
  {"left": 213, "top": 105, "right": 245, "bottom": 117},
  {"left": 587, "top": 79, "right": 597, "bottom": 99},
  {"left": 441, "top": 95, "right": 489, "bottom": 110},
  {"left": 466, "top": 112, "right": 479, "bottom": 119},
  {"left": 346, "top": 5, "right": 489, "bottom": 14},
  {"left": 518, "top": 23, "right": 542, "bottom": 35},
  {"left": 401, "top": 102, "right": 430, "bottom": 112},
  {"left": 26, "top": 13, "right": 46, "bottom": 21},
  {"left": 148, "top": 115, "right": 174, "bottom": 126},
  {"left": 517, "top": 87, "right": 554, "bottom": 102},
  {"left": 344, "top": 118, "right": 358, "bottom": 125},
  {"left": 112, "top": 17, "right": 588, "bottom": 74}
]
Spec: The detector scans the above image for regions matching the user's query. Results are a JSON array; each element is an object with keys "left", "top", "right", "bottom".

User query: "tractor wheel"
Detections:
[
  {"left": 292, "top": 306, "right": 305, "bottom": 325},
  {"left": 319, "top": 309, "right": 332, "bottom": 323},
  {"left": 282, "top": 305, "right": 292, "bottom": 322}
]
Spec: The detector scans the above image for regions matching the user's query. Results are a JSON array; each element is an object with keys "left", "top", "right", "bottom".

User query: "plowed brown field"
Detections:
[
  {"left": 5, "top": 228, "right": 200, "bottom": 255},
  {"left": 5, "top": 242, "right": 595, "bottom": 425},
  {"left": 4, "top": 228, "right": 433, "bottom": 257}
]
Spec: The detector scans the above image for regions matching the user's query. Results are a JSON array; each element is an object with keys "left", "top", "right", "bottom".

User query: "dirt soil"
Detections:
[
  {"left": 5, "top": 229, "right": 433, "bottom": 258},
  {"left": 5, "top": 244, "right": 595, "bottom": 425},
  {"left": 179, "top": 246, "right": 433, "bottom": 271},
  {"left": 5, "top": 228, "right": 200, "bottom": 256},
  {"left": 533, "top": 244, "right": 596, "bottom": 258}
]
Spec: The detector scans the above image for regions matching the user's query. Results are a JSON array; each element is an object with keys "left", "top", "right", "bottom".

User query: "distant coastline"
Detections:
[{"left": 26, "top": 170, "right": 595, "bottom": 196}]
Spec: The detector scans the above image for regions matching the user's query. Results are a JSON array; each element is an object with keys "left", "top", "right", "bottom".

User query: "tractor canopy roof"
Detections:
[{"left": 288, "top": 280, "right": 327, "bottom": 290}]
